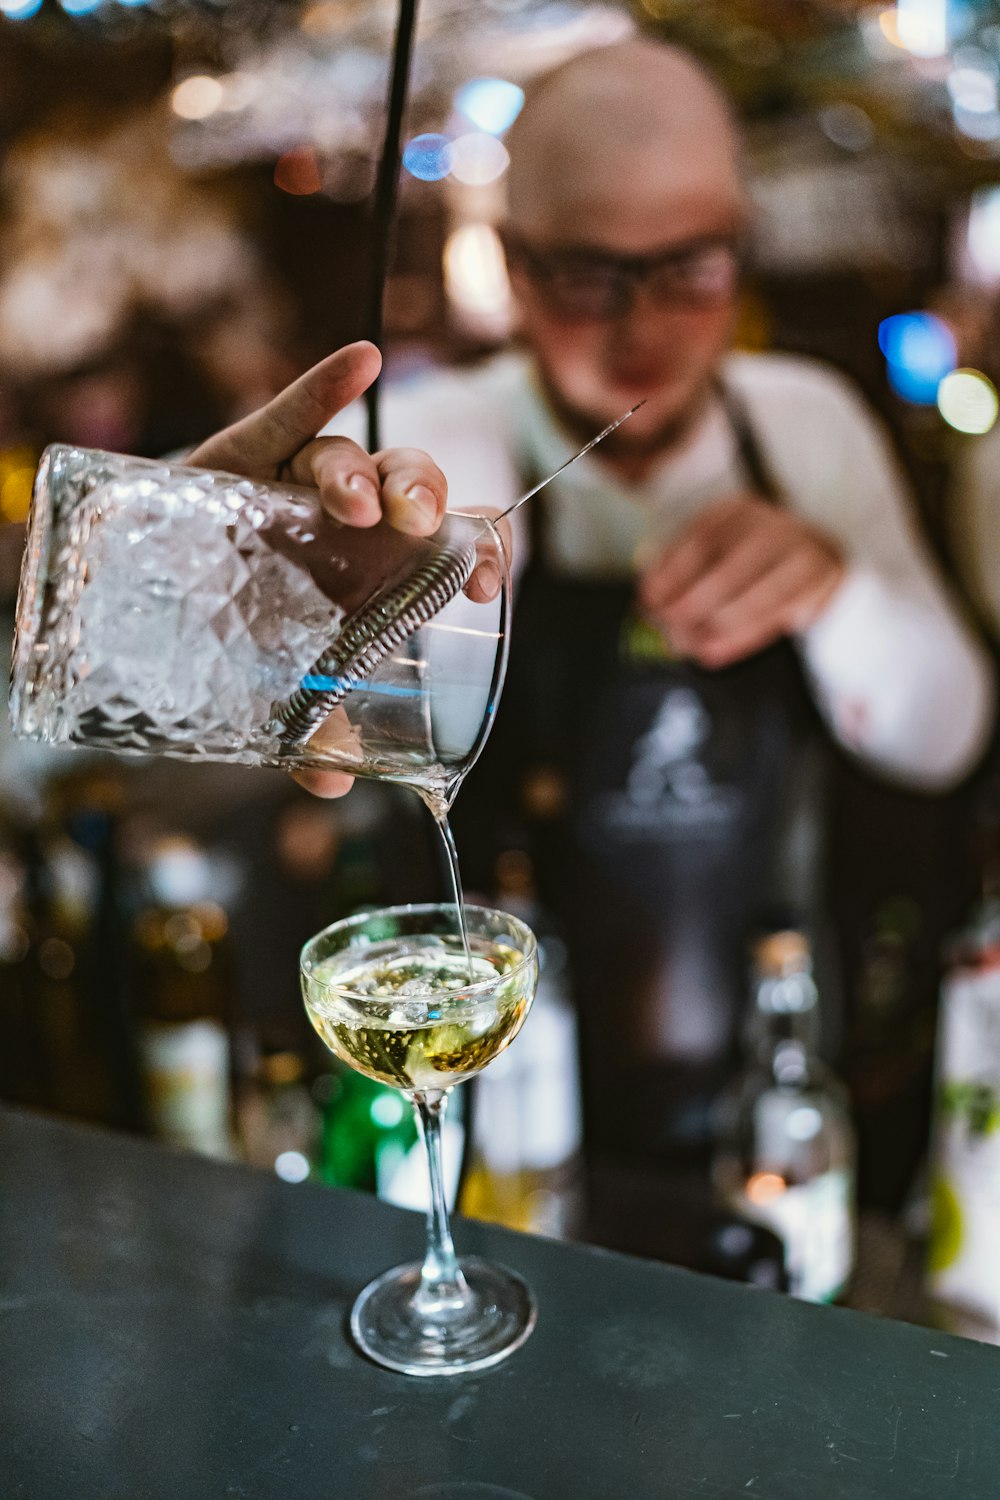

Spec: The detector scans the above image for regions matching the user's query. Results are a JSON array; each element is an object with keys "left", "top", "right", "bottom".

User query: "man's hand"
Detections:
[
  {"left": 189, "top": 341, "right": 448, "bottom": 538},
  {"left": 190, "top": 341, "right": 450, "bottom": 799},
  {"left": 638, "top": 493, "right": 845, "bottom": 669}
]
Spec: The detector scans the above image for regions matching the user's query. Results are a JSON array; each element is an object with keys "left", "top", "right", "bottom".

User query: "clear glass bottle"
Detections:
[
  {"left": 926, "top": 899, "right": 1000, "bottom": 1342},
  {"left": 713, "top": 929, "right": 856, "bottom": 1303},
  {"left": 129, "top": 838, "right": 237, "bottom": 1158},
  {"left": 460, "top": 850, "right": 585, "bottom": 1239},
  {"left": 236, "top": 1044, "right": 320, "bottom": 1182}
]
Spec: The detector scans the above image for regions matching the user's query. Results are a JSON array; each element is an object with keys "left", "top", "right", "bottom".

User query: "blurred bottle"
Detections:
[
  {"left": 460, "top": 849, "right": 584, "bottom": 1239},
  {"left": 0, "top": 842, "right": 41, "bottom": 1106},
  {"left": 237, "top": 1037, "right": 320, "bottom": 1182},
  {"left": 129, "top": 838, "right": 237, "bottom": 1157},
  {"left": 41, "top": 770, "right": 144, "bottom": 1129},
  {"left": 713, "top": 927, "right": 855, "bottom": 1303},
  {"left": 926, "top": 899, "right": 1000, "bottom": 1342},
  {"left": 29, "top": 828, "right": 110, "bottom": 1120},
  {"left": 313, "top": 1065, "right": 418, "bottom": 1192}
]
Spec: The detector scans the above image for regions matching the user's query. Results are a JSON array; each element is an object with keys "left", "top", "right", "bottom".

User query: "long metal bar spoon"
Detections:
[{"left": 493, "top": 399, "right": 646, "bottom": 523}]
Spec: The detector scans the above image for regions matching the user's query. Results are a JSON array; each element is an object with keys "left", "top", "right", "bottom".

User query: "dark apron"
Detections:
[{"left": 453, "top": 390, "right": 824, "bottom": 1169}]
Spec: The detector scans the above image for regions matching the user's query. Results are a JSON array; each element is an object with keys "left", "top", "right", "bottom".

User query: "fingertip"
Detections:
[
  {"left": 342, "top": 340, "right": 383, "bottom": 380},
  {"left": 321, "top": 473, "right": 382, "bottom": 527},
  {"left": 291, "top": 769, "right": 356, "bottom": 799},
  {"left": 464, "top": 558, "right": 503, "bottom": 604},
  {"left": 383, "top": 483, "right": 443, "bottom": 537}
]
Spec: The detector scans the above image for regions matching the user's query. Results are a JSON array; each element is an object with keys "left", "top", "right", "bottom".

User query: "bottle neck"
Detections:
[{"left": 747, "top": 967, "right": 820, "bottom": 1084}]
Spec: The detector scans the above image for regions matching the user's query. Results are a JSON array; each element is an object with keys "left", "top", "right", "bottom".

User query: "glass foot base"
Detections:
[{"left": 350, "top": 1256, "right": 537, "bottom": 1376}]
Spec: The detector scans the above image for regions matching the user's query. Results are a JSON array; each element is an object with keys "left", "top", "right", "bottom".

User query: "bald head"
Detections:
[
  {"left": 501, "top": 40, "right": 748, "bottom": 471},
  {"left": 506, "top": 39, "right": 746, "bottom": 248}
]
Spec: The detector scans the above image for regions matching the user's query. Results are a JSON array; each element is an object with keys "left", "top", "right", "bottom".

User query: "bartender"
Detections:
[{"left": 203, "top": 41, "right": 996, "bottom": 1174}]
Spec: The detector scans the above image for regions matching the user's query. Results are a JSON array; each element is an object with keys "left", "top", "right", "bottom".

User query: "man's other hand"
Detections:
[{"left": 638, "top": 492, "right": 845, "bottom": 669}]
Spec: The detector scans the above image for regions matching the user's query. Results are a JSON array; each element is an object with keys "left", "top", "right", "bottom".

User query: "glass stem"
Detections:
[{"left": 412, "top": 1090, "right": 473, "bottom": 1318}]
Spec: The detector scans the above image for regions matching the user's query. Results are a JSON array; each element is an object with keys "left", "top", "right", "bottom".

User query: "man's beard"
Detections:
[{"left": 536, "top": 369, "right": 708, "bottom": 466}]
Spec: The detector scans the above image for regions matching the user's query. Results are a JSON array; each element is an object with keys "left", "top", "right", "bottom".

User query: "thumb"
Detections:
[{"left": 189, "top": 341, "right": 382, "bottom": 476}]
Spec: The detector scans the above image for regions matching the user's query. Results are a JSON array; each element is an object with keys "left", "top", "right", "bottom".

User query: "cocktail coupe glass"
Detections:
[{"left": 301, "top": 902, "right": 538, "bottom": 1376}]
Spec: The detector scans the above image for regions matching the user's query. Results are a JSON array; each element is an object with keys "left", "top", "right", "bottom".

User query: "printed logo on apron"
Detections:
[{"left": 593, "top": 685, "right": 743, "bottom": 839}]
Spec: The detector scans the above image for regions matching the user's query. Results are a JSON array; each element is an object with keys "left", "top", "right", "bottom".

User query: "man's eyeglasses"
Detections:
[{"left": 502, "top": 234, "right": 743, "bottom": 320}]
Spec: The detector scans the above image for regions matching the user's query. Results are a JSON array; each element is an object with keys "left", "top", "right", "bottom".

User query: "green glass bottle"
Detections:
[{"left": 313, "top": 1065, "right": 417, "bottom": 1194}]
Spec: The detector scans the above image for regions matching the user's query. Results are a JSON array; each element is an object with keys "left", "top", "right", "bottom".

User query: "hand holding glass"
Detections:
[
  {"left": 301, "top": 903, "right": 538, "bottom": 1375},
  {"left": 10, "top": 445, "right": 509, "bottom": 808}
]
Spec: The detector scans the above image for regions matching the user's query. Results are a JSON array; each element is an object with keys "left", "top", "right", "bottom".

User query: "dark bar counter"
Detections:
[{"left": 2, "top": 1105, "right": 998, "bottom": 1500}]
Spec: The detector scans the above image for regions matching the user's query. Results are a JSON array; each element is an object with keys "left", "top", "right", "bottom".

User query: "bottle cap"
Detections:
[{"left": 753, "top": 929, "right": 810, "bottom": 976}]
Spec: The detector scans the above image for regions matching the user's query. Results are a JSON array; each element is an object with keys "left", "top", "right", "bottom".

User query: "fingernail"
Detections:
[
  {"left": 477, "top": 560, "right": 502, "bottom": 599},
  {"left": 347, "top": 473, "right": 380, "bottom": 505},
  {"left": 405, "top": 484, "right": 438, "bottom": 528}
]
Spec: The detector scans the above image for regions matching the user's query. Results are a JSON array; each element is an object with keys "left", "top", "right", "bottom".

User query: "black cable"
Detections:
[{"left": 365, "top": 0, "right": 420, "bottom": 453}]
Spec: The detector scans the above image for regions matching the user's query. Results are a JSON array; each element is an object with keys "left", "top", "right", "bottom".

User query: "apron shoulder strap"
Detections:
[{"left": 716, "top": 378, "right": 784, "bottom": 507}]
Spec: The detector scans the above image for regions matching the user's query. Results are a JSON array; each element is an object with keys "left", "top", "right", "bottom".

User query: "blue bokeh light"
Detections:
[
  {"left": 58, "top": 0, "right": 102, "bottom": 15},
  {"left": 878, "top": 312, "right": 957, "bottom": 405},
  {"left": 454, "top": 78, "right": 525, "bottom": 136},
  {"left": 402, "top": 133, "right": 453, "bottom": 182},
  {"left": 0, "top": 0, "right": 44, "bottom": 18}
]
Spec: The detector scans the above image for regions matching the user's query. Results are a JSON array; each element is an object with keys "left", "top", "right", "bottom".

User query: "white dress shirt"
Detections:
[{"left": 324, "top": 350, "right": 995, "bottom": 790}]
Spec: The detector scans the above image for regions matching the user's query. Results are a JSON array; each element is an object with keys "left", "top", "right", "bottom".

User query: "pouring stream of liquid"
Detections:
[{"left": 396, "top": 402, "right": 647, "bottom": 977}]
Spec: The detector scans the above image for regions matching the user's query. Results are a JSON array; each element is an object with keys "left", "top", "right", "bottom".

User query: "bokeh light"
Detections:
[
  {"left": 967, "top": 186, "right": 1000, "bottom": 282},
  {"left": 274, "top": 147, "right": 322, "bottom": 196},
  {"left": 786, "top": 1106, "right": 823, "bottom": 1142},
  {"left": 370, "top": 1093, "right": 404, "bottom": 1128},
  {"left": 0, "top": 0, "right": 44, "bottom": 17},
  {"left": 449, "top": 133, "right": 510, "bottom": 187},
  {"left": 937, "top": 369, "right": 999, "bottom": 433},
  {"left": 948, "top": 66, "right": 998, "bottom": 115},
  {"left": 454, "top": 78, "right": 525, "bottom": 136},
  {"left": 0, "top": 468, "right": 34, "bottom": 523},
  {"left": 58, "top": 0, "right": 102, "bottom": 15},
  {"left": 274, "top": 1151, "right": 310, "bottom": 1183},
  {"left": 894, "top": 0, "right": 948, "bottom": 57},
  {"left": 878, "top": 311, "right": 956, "bottom": 404},
  {"left": 746, "top": 1172, "right": 787, "bottom": 1204},
  {"left": 402, "top": 134, "right": 452, "bottom": 183},
  {"left": 877, "top": 8, "right": 906, "bottom": 48},
  {"left": 443, "top": 223, "right": 512, "bottom": 325},
  {"left": 819, "top": 103, "right": 875, "bottom": 152},
  {"left": 172, "top": 76, "right": 224, "bottom": 122},
  {"left": 953, "top": 105, "right": 1000, "bottom": 142}
]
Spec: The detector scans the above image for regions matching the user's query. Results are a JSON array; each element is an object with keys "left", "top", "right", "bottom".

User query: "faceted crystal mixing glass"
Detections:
[
  {"left": 301, "top": 902, "right": 538, "bottom": 1375},
  {"left": 9, "top": 445, "right": 509, "bottom": 805}
]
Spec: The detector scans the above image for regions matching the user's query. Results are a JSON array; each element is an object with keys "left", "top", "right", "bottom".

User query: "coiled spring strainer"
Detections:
[
  {"left": 272, "top": 532, "right": 478, "bottom": 748},
  {"left": 271, "top": 402, "right": 642, "bottom": 749}
]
